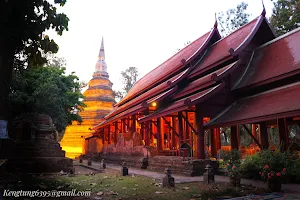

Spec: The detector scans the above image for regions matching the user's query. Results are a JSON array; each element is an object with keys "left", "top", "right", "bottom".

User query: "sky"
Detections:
[{"left": 48, "top": 0, "right": 274, "bottom": 92}]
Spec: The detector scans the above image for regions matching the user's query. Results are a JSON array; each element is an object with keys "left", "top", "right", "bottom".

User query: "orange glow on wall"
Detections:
[{"left": 60, "top": 70, "right": 115, "bottom": 159}]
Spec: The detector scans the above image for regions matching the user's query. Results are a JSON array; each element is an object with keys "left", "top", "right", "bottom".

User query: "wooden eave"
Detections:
[
  {"left": 234, "top": 68, "right": 300, "bottom": 94},
  {"left": 138, "top": 84, "right": 223, "bottom": 123},
  {"left": 205, "top": 82, "right": 300, "bottom": 128},
  {"left": 92, "top": 103, "right": 146, "bottom": 130},
  {"left": 142, "top": 86, "right": 178, "bottom": 107},
  {"left": 174, "top": 61, "right": 239, "bottom": 100}
]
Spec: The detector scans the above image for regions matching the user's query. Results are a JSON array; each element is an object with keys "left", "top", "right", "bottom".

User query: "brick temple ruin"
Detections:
[{"left": 2, "top": 113, "right": 73, "bottom": 173}]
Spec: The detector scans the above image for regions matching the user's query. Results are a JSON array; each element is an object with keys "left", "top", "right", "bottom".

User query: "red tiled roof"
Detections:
[
  {"left": 234, "top": 28, "right": 300, "bottom": 90},
  {"left": 105, "top": 69, "right": 186, "bottom": 119},
  {"left": 117, "top": 30, "right": 213, "bottom": 106},
  {"left": 189, "top": 17, "right": 261, "bottom": 78},
  {"left": 138, "top": 84, "right": 223, "bottom": 123},
  {"left": 174, "top": 61, "right": 238, "bottom": 99},
  {"left": 144, "top": 87, "right": 177, "bottom": 105},
  {"left": 92, "top": 103, "right": 146, "bottom": 130},
  {"left": 205, "top": 82, "right": 300, "bottom": 128}
]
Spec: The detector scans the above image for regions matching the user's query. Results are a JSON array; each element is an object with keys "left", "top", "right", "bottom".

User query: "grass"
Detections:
[{"left": 2, "top": 168, "right": 268, "bottom": 200}]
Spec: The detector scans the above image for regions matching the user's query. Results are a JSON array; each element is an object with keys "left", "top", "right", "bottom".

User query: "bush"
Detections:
[
  {"left": 240, "top": 154, "right": 261, "bottom": 179},
  {"left": 240, "top": 149, "right": 300, "bottom": 183},
  {"left": 260, "top": 164, "right": 287, "bottom": 183},
  {"left": 219, "top": 150, "right": 242, "bottom": 178},
  {"left": 219, "top": 149, "right": 241, "bottom": 164}
]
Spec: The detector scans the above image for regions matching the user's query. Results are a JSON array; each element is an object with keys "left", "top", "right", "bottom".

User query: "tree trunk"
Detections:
[{"left": 0, "top": 36, "right": 15, "bottom": 120}]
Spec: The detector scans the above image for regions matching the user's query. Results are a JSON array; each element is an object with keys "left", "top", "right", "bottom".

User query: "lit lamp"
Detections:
[{"left": 151, "top": 102, "right": 157, "bottom": 107}]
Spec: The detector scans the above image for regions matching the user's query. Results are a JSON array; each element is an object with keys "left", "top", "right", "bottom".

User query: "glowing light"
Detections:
[
  {"left": 60, "top": 72, "right": 114, "bottom": 159},
  {"left": 151, "top": 102, "right": 157, "bottom": 107}
]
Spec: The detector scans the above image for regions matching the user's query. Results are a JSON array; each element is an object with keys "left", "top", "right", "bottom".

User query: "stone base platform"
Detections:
[{"left": 85, "top": 153, "right": 218, "bottom": 176}]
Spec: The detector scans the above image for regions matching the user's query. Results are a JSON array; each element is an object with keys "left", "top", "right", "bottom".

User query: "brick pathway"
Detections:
[{"left": 75, "top": 160, "right": 300, "bottom": 194}]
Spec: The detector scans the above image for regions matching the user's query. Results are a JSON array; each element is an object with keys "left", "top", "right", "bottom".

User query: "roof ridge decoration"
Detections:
[
  {"left": 229, "top": 14, "right": 265, "bottom": 57},
  {"left": 166, "top": 25, "right": 221, "bottom": 87},
  {"left": 214, "top": 13, "right": 218, "bottom": 28},
  {"left": 261, "top": 0, "right": 266, "bottom": 17}
]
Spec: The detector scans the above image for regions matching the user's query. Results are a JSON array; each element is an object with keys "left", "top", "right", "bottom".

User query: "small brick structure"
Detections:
[{"left": 5, "top": 113, "right": 73, "bottom": 173}]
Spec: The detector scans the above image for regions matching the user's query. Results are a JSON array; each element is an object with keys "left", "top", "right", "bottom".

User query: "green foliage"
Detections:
[
  {"left": 115, "top": 67, "right": 139, "bottom": 102},
  {"left": 0, "top": 0, "right": 69, "bottom": 119},
  {"left": 225, "top": 163, "right": 241, "bottom": 178},
  {"left": 219, "top": 149, "right": 241, "bottom": 164},
  {"left": 219, "top": 150, "right": 242, "bottom": 178},
  {"left": 259, "top": 164, "right": 287, "bottom": 183},
  {"left": 240, "top": 150, "right": 300, "bottom": 183},
  {"left": 113, "top": 90, "right": 125, "bottom": 102},
  {"left": 218, "top": 2, "right": 251, "bottom": 37},
  {"left": 270, "top": 0, "right": 300, "bottom": 36},
  {"left": 121, "top": 67, "right": 139, "bottom": 94},
  {"left": 217, "top": 159, "right": 226, "bottom": 169},
  {"left": 9, "top": 65, "right": 85, "bottom": 132},
  {"left": 10, "top": 169, "right": 267, "bottom": 200},
  {"left": 1, "top": 0, "right": 69, "bottom": 68},
  {"left": 240, "top": 154, "right": 260, "bottom": 171}
]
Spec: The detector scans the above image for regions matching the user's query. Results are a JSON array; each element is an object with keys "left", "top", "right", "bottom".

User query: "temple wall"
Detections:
[
  {"left": 83, "top": 137, "right": 103, "bottom": 155},
  {"left": 101, "top": 132, "right": 149, "bottom": 157}
]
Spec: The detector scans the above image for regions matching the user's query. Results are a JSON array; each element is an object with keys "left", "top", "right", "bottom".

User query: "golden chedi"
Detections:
[{"left": 60, "top": 38, "right": 115, "bottom": 158}]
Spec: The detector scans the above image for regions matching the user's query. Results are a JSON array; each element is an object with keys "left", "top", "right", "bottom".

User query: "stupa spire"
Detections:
[
  {"left": 99, "top": 37, "right": 105, "bottom": 60},
  {"left": 95, "top": 37, "right": 107, "bottom": 72}
]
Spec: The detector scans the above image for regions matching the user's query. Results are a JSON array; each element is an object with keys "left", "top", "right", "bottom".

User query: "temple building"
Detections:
[
  {"left": 91, "top": 9, "right": 300, "bottom": 166},
  {"left": 60, "top": 38, "right": 115, "bottom": 158}
]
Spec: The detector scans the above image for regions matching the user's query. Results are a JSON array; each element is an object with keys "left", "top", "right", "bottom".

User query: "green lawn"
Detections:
[{"left": 2, "top": 168, "right": 267, "bottom": 200}]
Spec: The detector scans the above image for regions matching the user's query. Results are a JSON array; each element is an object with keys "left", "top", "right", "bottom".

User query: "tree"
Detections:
[
  {"left": 113, "top": 90, "right": 124, "bottom": 102},
  {"left": 9, "top": 65, "right": 85, "bottom": 132},
  {"left": 45, "top": 52, "right": 67, "bottom": 68},
  {"left": 0, "top": 0, "right": 69, "bottom": 121},
  {"left": 121, "top": 67, "right": 139, "bottom": 94},
  {"left": 270, "top": 0, "right": 300, "bottom": 36},
  {"left": 218, "top": 2, "right": 251, "bottom": 37},
  {"left": 114, "top": 67, "right": 139, "bottom": 102}
]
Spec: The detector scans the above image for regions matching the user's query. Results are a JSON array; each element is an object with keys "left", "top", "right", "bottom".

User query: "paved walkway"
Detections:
[{"left": 75, "top": 160, "right": 300, "bottom": 194}]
